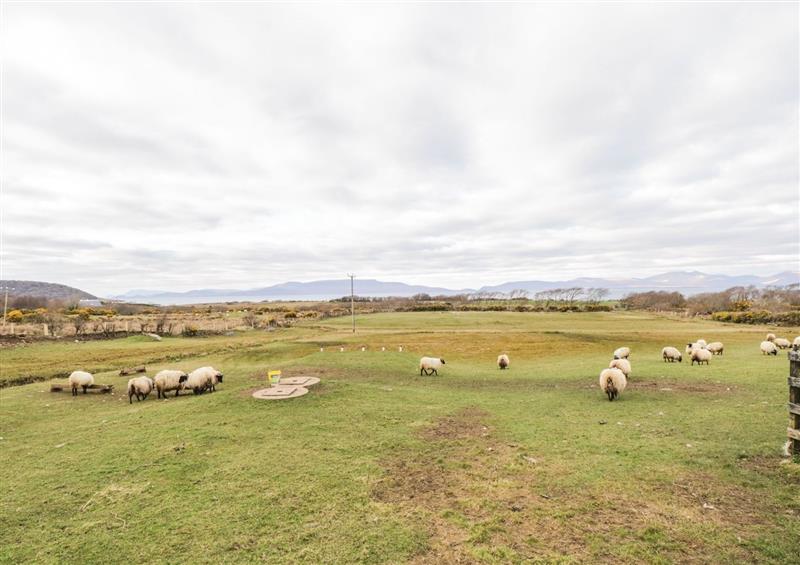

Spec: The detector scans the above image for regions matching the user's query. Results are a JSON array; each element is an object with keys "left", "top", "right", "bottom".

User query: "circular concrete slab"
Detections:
[
  {"left": 252, "top": 386, "right": 309, "bottom": 400},
  {"left": 277, "top": 376, "right": 320, "bottom": 387}
]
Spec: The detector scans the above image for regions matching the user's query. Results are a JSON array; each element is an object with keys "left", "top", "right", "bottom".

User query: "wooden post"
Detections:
[{"left": 789, "top": 349, "right": 800, "bottom": 457}]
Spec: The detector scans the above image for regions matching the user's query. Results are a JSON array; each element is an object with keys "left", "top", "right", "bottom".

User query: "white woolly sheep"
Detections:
[
  {"left": 186, "top": 366, "right": 224, "bottom": 394},
  {"left": 184, "top": 367, "right": 224, "bottom": 394},
  {"left": 766, "top": 333, "right": 776, "bottom": 342},
  {"left": 608, "top": 358, "right": 631, "bottom": 378},
  {"left": 773, "top": 338, "right": 791, "bottom": 349},
  {"left": 705, "top": 342, "right": 724, "bottom": 356},
  {"left": 419, "top": 356, "right": 445, "bottom": 376},
  {"left": 685, "top": 342, "right": 708, "bottom": 353},
  {"left": 613, "top": 347, "right": 630, "bottom": 360},
  {"left": 662, "top": 346, "right": 682, "bottom": 363},
  {"left": 68, "top": 371, "right": 94, "bottom": 396},
  {"left": 399, "top": 346, "right": 404, "bottom": 352},
  {"left": 497, "top": 354, "right": 509, "bottom": 370},
  {"left": 154, "top": 370, "right": 189, "bottom": 399},
  {"left": 382, "top": 347, "right": 386, "bottom": 352},
  {"left": 127, "top": 376, "right": 154, "bottom": 403},
  {"left": 760, "top": 341, "right": 778, "bottom": 356},
  {"left": 691, "top": 348, "right": 712, "bottom": 365},
  {"left": 599, "top": 368, "right": 626, "bottom": 401},
  {"left": 793, "top": 336, "right": 800, "bottom": 348},
  {"left": 695, "top": 339, "right": 707, "bottom": 348}
]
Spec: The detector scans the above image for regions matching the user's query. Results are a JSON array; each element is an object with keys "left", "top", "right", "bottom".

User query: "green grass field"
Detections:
[{"left": 1, "top": 311, "right": 798, "bottom": 564}]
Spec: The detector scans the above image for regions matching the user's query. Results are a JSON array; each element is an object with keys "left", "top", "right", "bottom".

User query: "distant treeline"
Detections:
[{"left": 620, "top": 284, "right": 799, "bottom": 325}]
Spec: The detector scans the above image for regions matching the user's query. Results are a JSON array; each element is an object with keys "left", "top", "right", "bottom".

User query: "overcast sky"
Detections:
[{"left": 2, "top": 3, "right": 798, "bottom": 296}]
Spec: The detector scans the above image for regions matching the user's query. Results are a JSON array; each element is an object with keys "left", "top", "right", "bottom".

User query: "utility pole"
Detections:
[
  {"left": 2, "top": 286, "right": 14, "bottom": 330},
  {"left": 347, "top": 274, "right": 355, "bottom": 333}
]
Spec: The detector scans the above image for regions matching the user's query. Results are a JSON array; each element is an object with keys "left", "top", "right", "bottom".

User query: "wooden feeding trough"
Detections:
[
  {"left": 50, "top": 383, "right": 114, "bottom": 394},
  {"left": 119, "top": 365, "right": 146, "bottom": 376}
]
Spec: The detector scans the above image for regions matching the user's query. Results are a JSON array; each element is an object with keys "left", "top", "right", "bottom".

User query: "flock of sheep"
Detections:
[
  {"left": 761, "top": 333, "right": 798, "bottom": 356},
  {"left": 67, "top": 366, "right": 224, "bottom": 402},
  {"left": 65, "top": 332, "right": 799, "bottom": 405}
]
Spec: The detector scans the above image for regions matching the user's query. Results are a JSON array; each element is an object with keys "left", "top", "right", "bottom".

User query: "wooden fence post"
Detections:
[{"left": 789, "top": 349, "right": 800, "bottom": 457}]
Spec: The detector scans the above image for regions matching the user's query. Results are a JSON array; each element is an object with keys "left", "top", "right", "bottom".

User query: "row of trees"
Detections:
[{"left": 620, "top": 284, "right": 800, "bottom": 314}]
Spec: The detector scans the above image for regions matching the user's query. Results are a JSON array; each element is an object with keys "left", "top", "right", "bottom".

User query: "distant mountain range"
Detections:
[
  {"left": 109, "top": 270, "right": 799, "bottom": 304},
  {"left": 5, "top": 271, "right": 798, "bottom": 305}
]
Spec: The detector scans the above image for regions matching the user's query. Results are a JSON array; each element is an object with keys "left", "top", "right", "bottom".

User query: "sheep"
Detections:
[
  {"left": 127, "top": 376, "right": 154, "bottom": 403},
  {"left": 613, "top": 347, "right": 630, "bottom": 360},
  {"left": 154, "top": 370, "right": 189, "bottom": 398},
  {"left": 691, "top": 348, "right": 712, "bottom": 365},
  {"left": 760, "top": 341, "right": 778, "bottom": 356},
  {"left": 608, "top": 358, "right": 631, "bottom": 378},
  {"left": 361, "top": 346, "right": 366, "bottom": 352},
  {"left": 399, "top": 346, "right": 404, "bottom": 352},
  {"left": 185, "top": 366, "right": 224, "bottom": 394},
  {"left": 419, "top": 357, "right": 445, "bottom": 376},
  {"left": 705, "top": 342, "right": 724, "bottom": 356},
  {"left": 381, "top": 347, "right": 386, "bottom": 352},
  {"left": 685, "top": 341, "right": 707, "bottom": 353},
  {"left": 68, "top": 371, "right": 94, "bottom": 396},
  {"left": 662, "top": 346, "right": 682, "bottom": 363},
  {"left": 599, "top": 368, "right": 626, "bottom": 401},
  {"left": 766, "top": 333, "right": 776, "bottom": 342},
  {"left": 773, "top": 338, "right": 791, "bottom": 349},
  {"left": 497, "top": 354, "right": 509, "bottom": 370},
  {"left": 793, "top": 336, "right": 800, "bottom": 349}
]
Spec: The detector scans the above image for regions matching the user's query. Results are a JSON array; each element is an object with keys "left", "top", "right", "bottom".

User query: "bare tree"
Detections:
[{"left": 243, "top": 310, "right": 257, "bottom": 328}]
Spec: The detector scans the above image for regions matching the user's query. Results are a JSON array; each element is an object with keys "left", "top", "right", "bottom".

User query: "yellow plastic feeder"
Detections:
[{"left": 268, "top": 370, "right": 282, "bottom": 386}]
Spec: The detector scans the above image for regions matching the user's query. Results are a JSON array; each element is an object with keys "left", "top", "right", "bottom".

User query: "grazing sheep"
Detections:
[
  {"left": 340, "top": 347, "right": 344, "bottom": 352},
  {"left": 154, "top": 370, "right": 189, "bottom": 399},
  {"left": 685, "top": 341, "right": 708, "bottom": 353},
  {"left": 497, "top": 354, "right": 509, "bottom": 370},
  {"left": 613, "top": 347, "right": 630, "bottom": 360},
  {"left": 691, "top": 348, "right": 712, "bottom": 365},
  {"left": 705, "top": 342, "right": 724, "bottom": 355},
  {"left": 127, "top": 376, "right": 154, "bottom": 403},
  {"left": 399, "top": 346, "right": 404, "bottom": 352},
  {"left": 361, "top": 346, "right": 366, "bottom": 352},
  {"left": 773, "top": 338, "right": 791, "bottom": 349},
  {"left": 599, "top": 368, "right": 626, "bottom": 401},
  {"left": 419, "top": 357, "right": 445, "bottom": 376},
  {"left": 662, "top": 346, "right": 682, "bottom": 363},
  {"left": 760, "top": 341, "right": 779, "bottom": 356},
  {"left": 382, "top": 347, "right": 386, "bottom": 352},
  {"left": 186, "top": 366, "right": 224, "bottom": 394},
  {"left": 608, "top": 358, "right": 631, "bottom": 378},
  {"left": 766, "top": 333, "right": 776, "bottom": 342},
  {"left": 793, "top": 336, "right": 800, "bottom": 348},
  {"left": 68, "top": 371, "right": 94, "bottom": 396},
  {"left": 320, "top": 347, "right": 324, "bottom": 352}
]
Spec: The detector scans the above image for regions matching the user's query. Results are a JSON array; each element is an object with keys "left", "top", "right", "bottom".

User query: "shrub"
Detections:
[
  {"left": 6, "top": 310, "right": 23, "bottom": 323},
  {"left": 182, "top": 325, "right": 199, "bottom": 337}
]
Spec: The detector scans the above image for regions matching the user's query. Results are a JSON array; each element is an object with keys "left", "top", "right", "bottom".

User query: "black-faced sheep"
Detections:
[
  {"left": 68, "top": 371, "right": 94, "bottom": 396},
  {"left": 760, "top": 341, "right": 778, "bottom": 356},
  {"left": 691, "top": 348, "right": 712, "bottom": 365},
  {"left": 127, "top": 376, "right": 154, "bottom": 403},
  {"left": 599, "top": 368, "right": 626, "bottom": 401},
  {"left": 609, "top": 358, "right": 631, "bottom": 378},
  {"left": 419, "top": 357, "right": 445, "bottom": 376},
  {"left": 773, "top": 338, "right": 791, "bottom": 349},
  {"left": 662, "top": 346, "right": 682, "bottom": 363},
  {"left": 613, "top": 347, "right": 630, "bottom": 360},
  {"left": 497, "top": 354, "right": 509, "bottom": 370},
  {"left": 185, "top": 366, "right": 224, "bottom": 394},
  {"left": 154, "top": 370, "right": 189, "bottom": 398}
]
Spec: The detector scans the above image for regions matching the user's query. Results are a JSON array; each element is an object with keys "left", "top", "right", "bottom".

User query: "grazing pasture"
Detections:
[{"left": 1, "top": 311, "right": 798, "bottom": 564}]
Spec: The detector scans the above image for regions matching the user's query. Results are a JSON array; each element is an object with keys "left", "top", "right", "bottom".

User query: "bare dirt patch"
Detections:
[{"left": 372, "top": 407, "right": 784, "bottom": 564}]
